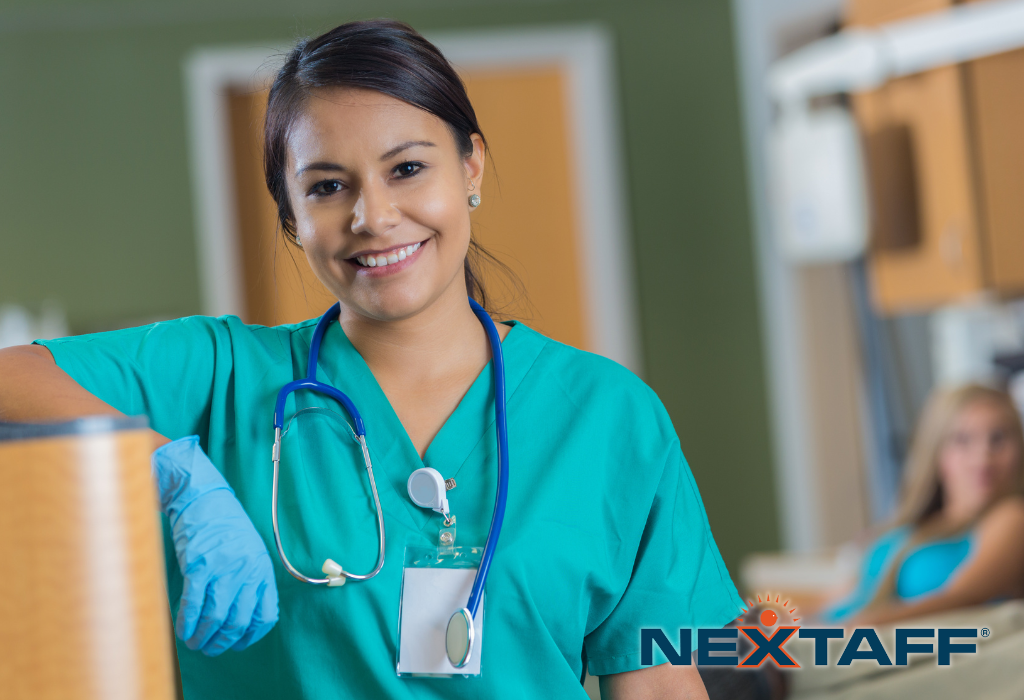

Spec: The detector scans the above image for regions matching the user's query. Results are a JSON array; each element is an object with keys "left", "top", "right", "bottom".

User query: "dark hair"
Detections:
[{"left": 264, "top": 19, "right": 499, "bottom": 309}]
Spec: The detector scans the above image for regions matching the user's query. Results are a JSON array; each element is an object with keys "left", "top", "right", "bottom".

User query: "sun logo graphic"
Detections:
[{"left": 732, "top": 592, "right": 801, "bottom": 668}]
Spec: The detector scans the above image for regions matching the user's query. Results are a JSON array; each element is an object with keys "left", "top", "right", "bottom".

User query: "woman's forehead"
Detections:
[
  {"left": 289, "top": 87, "right": 450, "bottom": 155},
  {"left": 952, "top": 398, "right": 1014, "bottom": 429}
]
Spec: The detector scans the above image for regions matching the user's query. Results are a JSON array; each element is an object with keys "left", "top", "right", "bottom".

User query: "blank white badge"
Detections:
[{"left": 398, "top": 566, "right": 484, "bottom": 676}]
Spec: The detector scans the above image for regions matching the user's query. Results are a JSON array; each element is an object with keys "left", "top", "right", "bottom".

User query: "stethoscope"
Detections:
[{"left": 271, "top": 298, "right": 509, "bottom": 668}]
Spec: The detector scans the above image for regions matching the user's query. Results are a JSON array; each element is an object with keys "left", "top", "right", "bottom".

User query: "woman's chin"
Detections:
[
  {"left": 345, "top": 287, "right": 443, "bottom": 323},
  {"left": 337, "top": 265, "right": 467, "bottom": 322}
]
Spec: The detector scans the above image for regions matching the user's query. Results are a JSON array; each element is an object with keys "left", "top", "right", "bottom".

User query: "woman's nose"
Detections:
[{"left": 351, "top": 183, "right": 401, "bottom": 236}]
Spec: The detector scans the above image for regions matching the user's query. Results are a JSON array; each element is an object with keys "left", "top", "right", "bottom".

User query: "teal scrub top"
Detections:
[{"left": 37, "top": 313, "right": 743, "bottom": 698}]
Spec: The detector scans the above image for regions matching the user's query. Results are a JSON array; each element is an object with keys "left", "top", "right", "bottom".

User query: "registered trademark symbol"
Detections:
[{"left": 981, "top": 628, "right": 990, "bottom": 638}]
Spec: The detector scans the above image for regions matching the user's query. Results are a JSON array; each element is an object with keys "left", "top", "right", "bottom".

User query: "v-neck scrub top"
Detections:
[{"left": 37, "top": 314, "right": 743, "bottom": 698}]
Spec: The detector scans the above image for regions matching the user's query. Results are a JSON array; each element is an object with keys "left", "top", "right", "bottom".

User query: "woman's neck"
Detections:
[
  {"left": 335, "top": 281, "right": 509, "bottom": 457},
  {"left": 336, "top": 281, "right": 503, "bottom": 386},
  {"left": 919, "top": 504, "right": 980, "bottom": 536}
]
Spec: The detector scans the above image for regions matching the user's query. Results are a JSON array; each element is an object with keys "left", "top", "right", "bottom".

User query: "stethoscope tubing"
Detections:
[
  {"left": 272, "top": 427, "right": 386, "bottom": 584},
  {"left": 466, "top": 298, "right": 509, "bottom": 618},
  {"left": 271, "top": 301, "right": 385, "bottom": 583},
  {"left": 269, "top": 298, "right": 507, "bottom": 609}
]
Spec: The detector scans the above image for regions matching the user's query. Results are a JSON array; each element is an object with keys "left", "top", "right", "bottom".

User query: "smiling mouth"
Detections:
[{"left": 350, "top": 241, "right": 423, "bottom": 268}]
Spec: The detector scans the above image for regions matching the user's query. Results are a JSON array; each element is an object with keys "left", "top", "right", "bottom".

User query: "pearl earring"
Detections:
[{"left": 469, "top": 194, "right": 481, "bottom": 208}]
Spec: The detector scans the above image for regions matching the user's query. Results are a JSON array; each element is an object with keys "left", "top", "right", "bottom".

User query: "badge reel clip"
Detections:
[
  {"left": 398, "top": 468, "right": 484, "bottom": 677},
  {"left": 407, "top": 467, "right": 457, "bottom": 547}
]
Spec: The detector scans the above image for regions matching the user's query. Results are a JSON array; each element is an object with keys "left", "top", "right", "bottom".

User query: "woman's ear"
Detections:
[{"left": 464, "top": 133, "right": 486, "bottom": 193}]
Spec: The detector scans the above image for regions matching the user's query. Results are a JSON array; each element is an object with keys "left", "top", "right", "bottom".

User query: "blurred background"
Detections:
[{"left": 5, "top": 0, "right": 1024, "bottom": 602}]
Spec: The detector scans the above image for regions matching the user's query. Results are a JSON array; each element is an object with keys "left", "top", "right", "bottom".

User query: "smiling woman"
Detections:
[
  {"left": 278, "top": 87, "right": 485, "bottom": 324},
  {"left": 0, "top": 18, "right": 742, "bottom": 700},
  {"left": 263, "top": 24, "right": 496, "bottom": 320}
]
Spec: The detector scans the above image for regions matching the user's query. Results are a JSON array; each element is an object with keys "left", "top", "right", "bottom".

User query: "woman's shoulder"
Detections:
[
  {"left": 143, "top": 313, "right": 319, "bottom": 348},
  {"left": 515, "top": 322, "right": 647, "bottom": 386},
  {"left": 66, "top": 313, "right": 319, "bottom": 341},
  {"left": 211, "top": 313, "right": 319, "bottom": 335},
  {"left": 75, "top": 313, "right": 322, "bottom": 369},
  {"left": 513, "top": 322, "right": 673, "bottom": 426},
  {"left": 977, "top": 495, "right": 1024, "bottom": 537}
]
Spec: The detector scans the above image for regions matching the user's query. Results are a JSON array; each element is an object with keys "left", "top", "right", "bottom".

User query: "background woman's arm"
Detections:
[
  {"left": 855, "top": 496, "right": 1024, "bottom": 625},
  {"left": 0, "top": 344, "right": 169, "bottom": 448}
]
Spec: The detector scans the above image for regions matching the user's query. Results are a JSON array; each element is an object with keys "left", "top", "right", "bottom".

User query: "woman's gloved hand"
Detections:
[{"left": 152, "top": 435, "right": 279, "bottom": 656}]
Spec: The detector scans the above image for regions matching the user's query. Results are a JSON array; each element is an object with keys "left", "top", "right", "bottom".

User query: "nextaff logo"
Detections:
[{"left": 641, "top": 592, "right": 980, "bottom": 668}]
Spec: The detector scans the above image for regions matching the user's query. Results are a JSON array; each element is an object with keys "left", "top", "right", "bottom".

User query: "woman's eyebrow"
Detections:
[
  {"left": 294, "top": 142, "right": 435, "bottom": 176},
  {"left": 295, "top": 161, "right": 345, "bottom": 177},
  {"left": 380, "top": 140, "right": 436, "bottom": 160}
]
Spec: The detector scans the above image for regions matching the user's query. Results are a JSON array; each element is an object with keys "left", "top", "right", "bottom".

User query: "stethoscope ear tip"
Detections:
[{"left": 323, "top": 558, "right": 347, "bottom": 586}]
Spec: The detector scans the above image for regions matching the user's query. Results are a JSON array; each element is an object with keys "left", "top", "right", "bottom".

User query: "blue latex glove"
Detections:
[{"left": 152, "top": 436, "right": 279, "bottom": 656}]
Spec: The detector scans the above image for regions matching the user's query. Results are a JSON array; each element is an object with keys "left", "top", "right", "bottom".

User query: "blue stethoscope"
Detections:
[{"left": 270, "top": 297, "right": 508, "bottom": 667}]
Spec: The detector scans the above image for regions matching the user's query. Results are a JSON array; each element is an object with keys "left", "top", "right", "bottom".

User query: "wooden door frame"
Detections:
[{"left": 183, "top": 25, "right": 642, "bottom": 374}]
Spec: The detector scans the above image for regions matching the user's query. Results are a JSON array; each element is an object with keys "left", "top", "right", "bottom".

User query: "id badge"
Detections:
[{"left": 397, "top": 546, "right": 484, "bottom": 677}]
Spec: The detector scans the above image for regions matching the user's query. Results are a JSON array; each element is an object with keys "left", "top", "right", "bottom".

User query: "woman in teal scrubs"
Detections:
[{"left": 0, "top": 19, "right": 742, "bottom": 698}]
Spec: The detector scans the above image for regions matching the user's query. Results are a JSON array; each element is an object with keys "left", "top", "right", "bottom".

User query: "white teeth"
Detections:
[{"left": 355, "top": 242, "right": 423, "bottom": 267}]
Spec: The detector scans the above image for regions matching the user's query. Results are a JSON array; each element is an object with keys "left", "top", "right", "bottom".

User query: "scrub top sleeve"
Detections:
[
  {"left": 584, "top": 448, "right": 745, "bottom": 676},
  {"left": 33, "top": 316, "right": 225, "bottom": 440}
]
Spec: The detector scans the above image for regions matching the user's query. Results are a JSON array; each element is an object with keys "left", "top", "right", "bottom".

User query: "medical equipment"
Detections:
[
  {"left": 270, "top": 298, "right": 509, "bottom": 668},
  {"left": 407, "top": 467, "right": 455, "bottom": 522},
  {"left": 270, "top": 302, "right": 386, "bottom": 587},
  {"left": 769, "top": 0, "right": 1024, "bottom": 263}
]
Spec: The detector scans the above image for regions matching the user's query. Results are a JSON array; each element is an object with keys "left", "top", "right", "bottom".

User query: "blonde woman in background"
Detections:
[{"left": 820, "top": 384, "right": 1024, "bottom": 625}]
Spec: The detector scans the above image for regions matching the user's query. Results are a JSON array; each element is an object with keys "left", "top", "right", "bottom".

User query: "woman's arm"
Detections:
[
  {"left": 1, "top": 343, "right": 278, "bottom": 656},
  {"left": 0, "top": 344, "right": 169, "bottom": 449},
  {"left": 600, "top": 664, "right": 709, "bottom": 700},
  {"left": 854, "top": 496, "right": 1024, "bottom": 626}
]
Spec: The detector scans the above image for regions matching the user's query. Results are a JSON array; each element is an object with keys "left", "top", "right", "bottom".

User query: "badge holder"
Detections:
[{"left": 397, "top": 545, "right": 485, "bottom": 677}]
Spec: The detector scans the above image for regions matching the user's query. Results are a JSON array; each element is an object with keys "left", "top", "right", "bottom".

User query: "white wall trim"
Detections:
[
  {"left": 182, "top": 25, "right": 642, "bottom": 374},
  {"left": 730, "top": 0, "right": 823, "bottom": 551},
  {"left": 183, "top": 46, "right": 287, "bottom": 318}
]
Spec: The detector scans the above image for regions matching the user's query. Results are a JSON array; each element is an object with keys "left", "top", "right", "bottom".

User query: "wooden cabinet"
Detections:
[
  {"left": 964, "top": 0, "right": 1024, "bottom": 292},
  {"left": 848, "top": 0, "right": 1024, "bottom": 313}
]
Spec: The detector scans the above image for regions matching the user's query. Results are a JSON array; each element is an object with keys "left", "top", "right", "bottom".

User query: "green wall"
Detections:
[{"left": 0, "top": 0, "right": 778, "bottom": 577}]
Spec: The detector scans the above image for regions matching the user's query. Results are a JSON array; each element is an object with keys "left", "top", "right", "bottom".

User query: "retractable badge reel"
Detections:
[
  {"left": 408, "top": 467, "right": 457, "bottom": 544},
  {"left": 397, "top": 468, "right": 484, "bottom": 677}
]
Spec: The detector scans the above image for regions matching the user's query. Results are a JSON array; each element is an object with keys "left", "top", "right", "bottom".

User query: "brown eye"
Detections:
[
  {"left": 310, "top": 180, "right": 343, "bottom": 196},
  {"left": 393, "top": 161, "right": 423, "bottom": 178}
]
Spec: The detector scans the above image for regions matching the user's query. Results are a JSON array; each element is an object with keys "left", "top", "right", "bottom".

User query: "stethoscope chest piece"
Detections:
[{"left": 446, "top": 607, "right": 474, "bottom": 668}]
